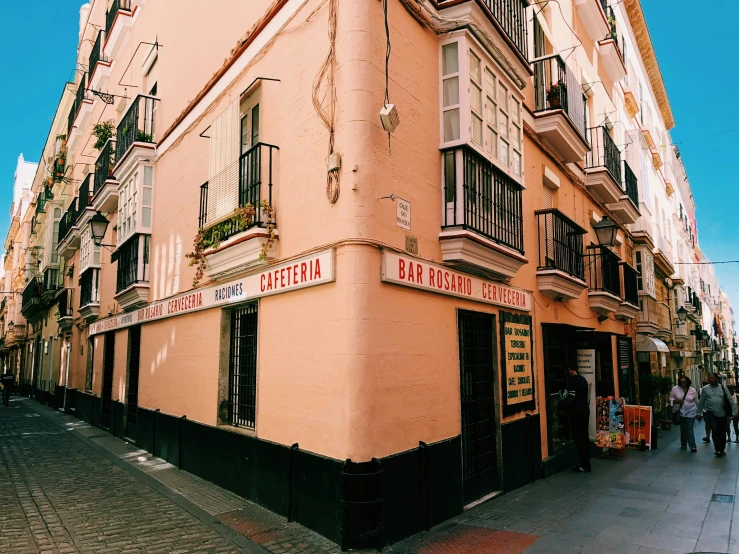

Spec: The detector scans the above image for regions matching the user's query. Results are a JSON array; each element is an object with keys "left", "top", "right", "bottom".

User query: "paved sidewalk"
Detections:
[
  {"left": 386, "top": 426, "right": 739, "bottom": 553},
  {"left": 8, "top": 397, "right": 341, "bottom": 554}
]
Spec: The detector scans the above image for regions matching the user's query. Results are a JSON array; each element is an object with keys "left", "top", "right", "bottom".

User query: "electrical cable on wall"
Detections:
[
  {"left": 312, "top": 0, "right": 339, "bottom": 203},
  {"left": 383, "top": 0, "right": 392, "bottom": 154}
]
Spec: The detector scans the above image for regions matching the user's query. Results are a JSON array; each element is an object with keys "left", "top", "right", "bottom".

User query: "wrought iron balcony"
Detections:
[
  {"left": 58, "top": 288, "right": 74, "bottom": 322},
  {"left": 43, "top": 268, "right": 60, "bottom": 299},
  {"left": 76, "top": 174, "right": 94, "bottom": 224},
  {"left": 80, "top": 269, "right": 100, "bottom": 308},
  {"left": 532, "top": 55, "right": 588, "bottom": 140},
  {"left": 116, "top": 235, "right": 149, "bottom": 293},
  {"left": 535, "top": 209, "right": 586, "bottom": 280},
  {"left": 442, "top": 146, "right": 524, "bottom": 254},
  {"left": 623, "top": 161, "right": 639, "bottom": 206},
  {"left": 115, "top": 94, "right": 158, "bottom": 163},
  {"left": 67, "top": 74, "right": 87, "bottom": 135},
  {"left": 607, "top": 7, "right": 622, "bottom": 57},
  {"left": 198, "top": 143, "right": 278, "bottom": 244},
  {"left": 439, "top": 0, "right": 529, "bottom": 60},
  {"left": 586, "top": 246, "right": 621, "bottom": 297},
  {"left": 58, "top": 197, "right": 79, "bottom": 243},
  {"left": 106, "top": 0, "right": 132, "bottom": 35},
  {"left": 88, "top": 31, "right": 104, "bottom": 80},
  {"left": 21, "top": 276, "right": 44, "bottom": 318},
  {"left": 621, "top": 263, "right": 639, "bottom": 306},
  {"left": 586, "top": 126, "right": 621, "bottom": 184},
  {"left": 93, "top": 140, "right": 116, "bottom": 197},
  {"left": 35, "top": 187, "right": 52, "bottom": 217}
]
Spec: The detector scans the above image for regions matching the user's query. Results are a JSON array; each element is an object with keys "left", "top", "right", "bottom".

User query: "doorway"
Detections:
[
  {"left": 100, "top": 331, "right": 115, "bottom": 429},
  {"left": 458, "top": 310, "right": 499, "bottom": 505},
  {"left": 542, "top": 325, "right": 574, "bottom": 454},
  {"left": 125, "top": 326, "right": 141, "bottom": 440},
  {"left": 617, "top": 336, "right": 636, "bottom": 404}
]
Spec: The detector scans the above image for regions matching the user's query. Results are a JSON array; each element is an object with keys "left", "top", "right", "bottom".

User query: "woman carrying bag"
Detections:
[{"left": 670, "top": 376, "right": 698, "bottom": 452}]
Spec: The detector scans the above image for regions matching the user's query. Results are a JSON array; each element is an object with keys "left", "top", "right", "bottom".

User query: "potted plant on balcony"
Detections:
[
  {"left": 546, "top": 82, "right": 563, "bottom": 109},
  {"left": 92, "top": 119, "right": 115, "bottom": 150}
]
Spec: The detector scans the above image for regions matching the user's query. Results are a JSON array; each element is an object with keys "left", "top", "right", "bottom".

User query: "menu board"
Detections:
[
  {"left": 500, "top": 311, "right": 534, "bottom": 416},
  {"left": 595, "top": 397, "right": 626, "bottom": 449}
]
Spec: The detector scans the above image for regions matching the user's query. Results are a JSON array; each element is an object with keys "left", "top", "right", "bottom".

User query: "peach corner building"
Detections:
[{"left": 2, "top": 0, "right": 736, "bottom": 549}]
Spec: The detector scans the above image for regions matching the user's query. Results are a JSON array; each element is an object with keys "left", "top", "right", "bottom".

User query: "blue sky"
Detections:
[
  {"left": 641, "top": 1, "right": 739, "bottom": 315},
  {"left": 0, "top": 1, "right": 736, "bottom": 314},
  {"left": 0, "top": 2, "right": 80, "bottom": 241}
]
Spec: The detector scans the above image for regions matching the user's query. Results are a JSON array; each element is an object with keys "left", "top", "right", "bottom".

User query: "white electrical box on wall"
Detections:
[{"left": 380, "top": 104, "right": 400, "bottom": 133}]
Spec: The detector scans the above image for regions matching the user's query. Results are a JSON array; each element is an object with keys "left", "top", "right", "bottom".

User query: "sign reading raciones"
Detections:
[
  {"left": 89, "top": 249, "right": 335, "bottom": 335},
  {"left": 381, "top": 251, "right": 531, "bottom": 311}
]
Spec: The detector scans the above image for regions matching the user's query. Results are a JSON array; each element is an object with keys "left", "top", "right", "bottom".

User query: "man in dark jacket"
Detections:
[
  {"left": 1, "top": 370, "right": 14, "bottom": 406},
  {"left": 566, "top": 366, "right": 591, "bottom": 473}
]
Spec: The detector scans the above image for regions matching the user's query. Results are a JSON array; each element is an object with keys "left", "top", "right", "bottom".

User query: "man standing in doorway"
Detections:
[
  {"left": 566, "top": 366, "right": 591, "bottom": 473},
  {"left": 697, "top": 373, "right": 738, "bottom": 457},
  {"left": 1, "top": 369, "right": 14, "bottom": 406}
]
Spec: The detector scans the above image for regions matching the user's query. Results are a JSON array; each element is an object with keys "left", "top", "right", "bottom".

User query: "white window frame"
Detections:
[
  {"left": 438, "top": 33, "right": 524, "bottom": 184},
  {"left": 116, "top": 164, "right": 154, "bottom": 248}
]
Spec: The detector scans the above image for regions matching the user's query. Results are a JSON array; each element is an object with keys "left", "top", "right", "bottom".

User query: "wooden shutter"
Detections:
[{"left": 207, "top": 100, "right": 240, "bottom": 225}]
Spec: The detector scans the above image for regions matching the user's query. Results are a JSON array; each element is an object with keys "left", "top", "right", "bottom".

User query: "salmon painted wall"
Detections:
[{"left": 137, "top": 307, "right": 221, "bottom": 425}]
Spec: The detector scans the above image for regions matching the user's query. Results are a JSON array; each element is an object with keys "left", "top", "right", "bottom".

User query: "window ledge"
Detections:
[
  {"left": 204, "top": 228, "right": 278, "bottom": 280},
  {"left": 217, "top": 423, "right": 256, "bottom": 438}
]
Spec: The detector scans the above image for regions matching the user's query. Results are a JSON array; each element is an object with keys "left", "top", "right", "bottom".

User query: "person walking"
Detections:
[
  {"left": 670, "top": 376, "right": 698, "bottom": 452},
  {"left": 697, "top": 373, "right": 738, "bottom": 457},
  {"left": 701, "top": 379, "right": 712, "bottom": 443},
  {"left": 732, "top": 387, "right": 739, "bottom": 444},
  {"left": 564, "top": 366, "right": 591, "bottom": 473},
  {"left": 1, "top": 369, "right": 13, "bottom": 406}
]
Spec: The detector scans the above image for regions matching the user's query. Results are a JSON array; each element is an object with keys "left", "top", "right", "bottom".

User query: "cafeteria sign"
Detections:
[{"left": 500, "top": 311, "right": 534, "bottom": 415}]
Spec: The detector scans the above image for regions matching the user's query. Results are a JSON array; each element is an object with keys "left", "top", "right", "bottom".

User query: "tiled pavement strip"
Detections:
[{"left": 11, "top": 395, "right": 739, "bottom": 554}]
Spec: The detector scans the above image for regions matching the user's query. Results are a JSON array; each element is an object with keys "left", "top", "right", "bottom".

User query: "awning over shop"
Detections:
[{"left": 636, "top": 334, "right": 670, "bottom": 353}]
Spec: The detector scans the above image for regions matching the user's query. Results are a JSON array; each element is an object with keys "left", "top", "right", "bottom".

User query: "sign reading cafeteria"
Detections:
[
  {"left": 89, "top": 249, "right": 335, "bottom": 335},
  {"left": 381, "top": 251, "right": 531, "bottom": 311}
]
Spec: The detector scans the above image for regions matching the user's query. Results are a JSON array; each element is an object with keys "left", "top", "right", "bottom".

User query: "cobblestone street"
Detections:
[{"left": 8, "top": 393, "right": 739, "bottom": 554}]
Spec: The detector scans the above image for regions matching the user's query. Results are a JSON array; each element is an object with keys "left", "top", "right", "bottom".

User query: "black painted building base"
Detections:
[{"left": 33, "top": 389, "right": 546, "bottom": 549}]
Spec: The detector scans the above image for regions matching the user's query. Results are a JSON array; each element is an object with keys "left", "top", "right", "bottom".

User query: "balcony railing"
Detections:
[
  {"left": 59, "top": 197, "right": 79, "bottom": 242},
  {"left": 67, "top": 74, "right": 87, "bottom": 135},
  {"left": 607, "top": 7, "right": 623, "bottom": 57},
  {"left": 621, "top": 263, "right": 639, "bottom": 306},
  {"left": 80, "top": 269, "right": 99, "bottom": 308},
  {"left": 478, "top": 0, "right": 528, "bottom": 59},
  {"left": 623, "top": 161, "right": 639, "bottom": 206},
  {"left": 88, "top": 31, "right": 104, "bottom": 79},
  {"left": 35, "top": 187, "right": 52, "bottom": 217},
  {"left": 77, "top": 174, "right": 94, "bottom": 221},
  {"left": 442, "top": 146, "right": 524, "bottom": 254},
  {"left": 43, "top": 268, "right": 59, "bottom": 293},
  {"left": 198, "top": 143, "right": 279, "bottom": 243},
  {"left": 21, "top": 276, "right": 44, "bottom": 313},
  {"left": 58, "top": 288, "right": 73, "bottom": 318},
  {"left": 532, "top": 55, "right": 588, "bottom": 140},
  {"left": 586, "top": 126, "right": 621, "bottom": 184},
  {"left": 116, "top": 235, "right": 149, "bottom": 293},
  {"left": 116, "top": 94, "right": 158, "bottom": 163},
  {"left": 535, "top": 209, "right": 586, "bottom": 280},
  {"left": 93, "top": 140, "right": 116, "bottom": 197},
  {"left": 106, "top": 0, "right": 132, "bottom": 35},
  {"left": 586, "top": 246, "right": 621, "bottom": 297}
]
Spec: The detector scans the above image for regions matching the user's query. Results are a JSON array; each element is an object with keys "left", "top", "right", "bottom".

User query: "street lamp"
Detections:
[
  {"left": 89, "top": 211, "right": 110, "bottom": 247},
  {"left": 677, "top": 306, "right": 688, "bottom": 324},
  {"left": 8, "top": 321, "right": 14, "bottom": 333},
  {"left": 594, "top": 216, "right": 617, "bottom": 247}
]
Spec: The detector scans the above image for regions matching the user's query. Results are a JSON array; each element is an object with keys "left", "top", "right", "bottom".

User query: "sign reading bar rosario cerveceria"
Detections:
[
  {"left": 89, "top": 249, "right": 335, "bottom": 335},
  {"left": 499, "top": 311, "right": 534, "bottom": 416},
  {"left": 381, "top": 251, "right": 531, "bottom": 311}
]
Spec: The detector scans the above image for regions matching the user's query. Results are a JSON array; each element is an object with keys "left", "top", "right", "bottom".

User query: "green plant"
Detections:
[
  {"left": 186, "top": 201, "right": 275, "bottom": 287},
  {"left": 135, "top": 129, "right": 153, "bottom": 142},
  {"left": 92, "top": 119, "right": 115, "bottom": 150}
]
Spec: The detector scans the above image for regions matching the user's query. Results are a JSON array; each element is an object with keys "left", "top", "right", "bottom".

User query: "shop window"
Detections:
[
  {"left": 85, "top": 338, "right": 94, "bottom": 392},
  {"left": 228, "top": 303, "right": 258, "bottom": 428}
]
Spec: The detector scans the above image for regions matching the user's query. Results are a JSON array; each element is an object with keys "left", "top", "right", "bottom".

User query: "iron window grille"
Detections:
[
  {"left": 532, "top": 54, "right": 588, "bottom": 141},
  {"left": 106, "top": 0, "right": 132, "bottom": 36},
  {"left": 586, "top": 246, "right": 621, "bottom": 297},
  {"left": 116, "top": 235, "right": 150, "bottom": 293},
  {"left": 586, "top": 126, "right": 621, "bottom": 185},
  {"left": 442, "top": 146, "right": 524, "bottom": 254},
  {"left": 80, "top": 268, "right": 100, "bottom": 308},
  {"left": 228, "top": 303, "right": 258, "bottom": 428}
]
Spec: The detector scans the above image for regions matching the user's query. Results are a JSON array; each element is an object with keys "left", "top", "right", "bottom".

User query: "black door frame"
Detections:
[
  {"left": 458, "top": 309, "right": 500, "bottom": 505},
  {"left": 125, "top": 325, "right": 142, "bottom": 440},
  {"left": 100, "top": 331, "right": 115, "bottom": 429}
]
